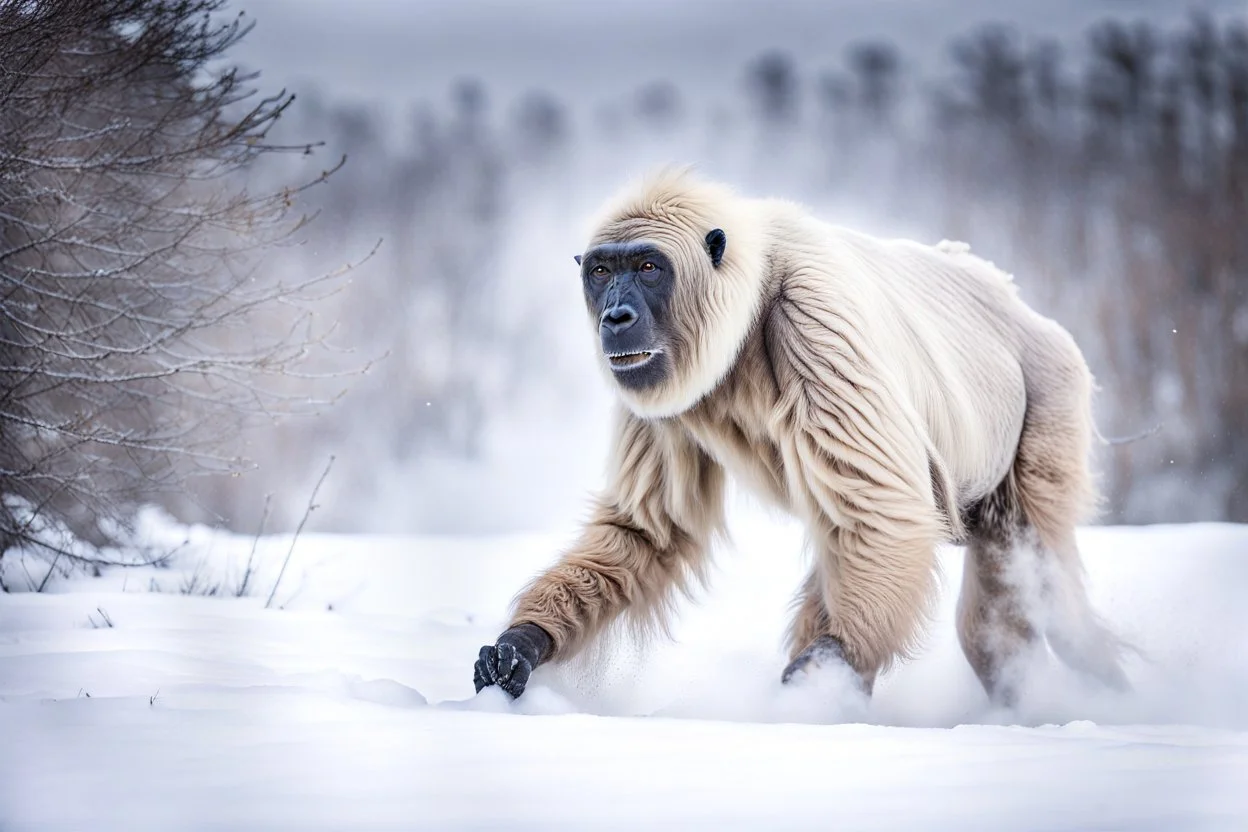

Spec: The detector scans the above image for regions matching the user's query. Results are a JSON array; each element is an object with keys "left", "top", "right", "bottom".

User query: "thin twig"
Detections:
[
  {"left": 237, "top": 493, "right": 271, "bottom": 597},
  {"left": 1100, "top": 423, "right": 1163, "bottom": 446},
  {"left": 35, "top": 547, "right": 63, "bottom": 592},
  {"left": 264, "top": 456, "right": 333, "bottom": 610}
]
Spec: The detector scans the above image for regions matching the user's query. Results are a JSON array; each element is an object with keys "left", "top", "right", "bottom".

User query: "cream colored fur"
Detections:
[{"left": 510, "top": 167, "right": 1127, "bottom": 698}]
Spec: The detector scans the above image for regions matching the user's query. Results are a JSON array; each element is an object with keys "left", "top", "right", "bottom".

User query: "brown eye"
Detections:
[
  {"left": 591, "top": 265, "right": 609, "bottom": 277},
  {"left": 640, "top": 261, "right": 657, "bottom": 272}
]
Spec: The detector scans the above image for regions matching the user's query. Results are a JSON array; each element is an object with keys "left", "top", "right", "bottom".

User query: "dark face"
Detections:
[{"left": 578, "top": 241, "right": 674, "bottom": 391}]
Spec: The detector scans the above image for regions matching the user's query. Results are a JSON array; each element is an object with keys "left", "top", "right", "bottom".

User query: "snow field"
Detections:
[{"left": 1, "top": 504, "right": 1246, "bottom": 829}]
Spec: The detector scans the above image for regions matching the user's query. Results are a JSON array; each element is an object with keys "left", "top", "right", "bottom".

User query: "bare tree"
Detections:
[
  {"left": 925, "top": 14, "right": 1248, "bottom": 522},
  {"left": 848, "top": 42, "right": 901, "bottom": 128},
  {"left": 0, "top": 0, "right": 359, "bottom": 587}
]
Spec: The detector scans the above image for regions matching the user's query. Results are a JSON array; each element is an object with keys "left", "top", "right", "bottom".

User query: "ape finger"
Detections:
[
  {"left": 474, "top": 645, "right": 500, "bottom": 692},
  {"left": 494, "top": 642, "right": 519, "bottom": 684},
  {"left": 473, "top": 656, "right": 492, "bottom": 693},
  {"left": 499, "top": 659, "right": 532, "bottom": 698}
]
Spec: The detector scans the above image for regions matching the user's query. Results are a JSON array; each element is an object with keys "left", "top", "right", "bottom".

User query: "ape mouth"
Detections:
[{"left": 606, "top": 350, "right": 659, "bottom": 370}]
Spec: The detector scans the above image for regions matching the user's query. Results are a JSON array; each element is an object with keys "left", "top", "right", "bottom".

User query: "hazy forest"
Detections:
[
  {"left": 228, "top": 9, "right": 1247, "bottom": 533},
  {"left": 3, "top": 2, "right": 1246, "bottom": 566}
]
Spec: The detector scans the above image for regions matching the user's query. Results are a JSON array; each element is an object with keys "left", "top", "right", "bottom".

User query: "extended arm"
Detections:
[{"left": 473, "top": 411, "right": 725, "bottom": 697}]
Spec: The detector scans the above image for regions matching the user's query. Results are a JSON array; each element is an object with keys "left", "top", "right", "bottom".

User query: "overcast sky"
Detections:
[{"left": 229, "top": 0, "right": 1246, "bottom": 110}]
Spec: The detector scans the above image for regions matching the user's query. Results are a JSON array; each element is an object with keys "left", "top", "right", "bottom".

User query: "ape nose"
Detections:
[{"left": 601, "top": 305, "right": 638, "bottom": 335}]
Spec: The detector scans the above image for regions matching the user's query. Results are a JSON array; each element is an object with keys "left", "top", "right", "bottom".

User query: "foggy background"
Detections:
[{"left": 182, "top": 0, "right": 1248, "bottom": 535}]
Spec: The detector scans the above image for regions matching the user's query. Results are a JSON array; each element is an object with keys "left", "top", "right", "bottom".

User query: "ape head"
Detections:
[
  {"left": 575, "top": 230, "right": 724, "bottom": 391},
  {"left": 573, "top": 169, "right": 769, "bottom": 418}
]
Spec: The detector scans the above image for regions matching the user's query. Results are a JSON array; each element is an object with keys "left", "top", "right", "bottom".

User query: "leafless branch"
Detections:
[
  {"left": 264, "top": 454, "right": 332, "bottom": 609},
  {"left": 236, "top": 491, "right": 269, "bottom": 597},
  {"left": 0, "top": 0, "right": 366, "bottom": 572},
  {"left": 1099, "top": 423, "right": 1164, "bottom": 447}
]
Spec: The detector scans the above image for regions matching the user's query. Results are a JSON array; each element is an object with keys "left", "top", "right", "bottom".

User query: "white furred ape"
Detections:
[{"left": 0, "top": 507, "right": 1246, "bottom": 829}]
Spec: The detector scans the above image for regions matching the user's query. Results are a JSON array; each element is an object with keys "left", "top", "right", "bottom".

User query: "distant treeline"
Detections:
[{"left": 201, "top": 11, "right": 1247, "bottom": 531}]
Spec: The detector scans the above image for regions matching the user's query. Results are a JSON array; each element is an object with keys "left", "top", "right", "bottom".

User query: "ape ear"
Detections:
[
  {"left": 574, "top": 254, "right": 583, "bottom": 266},
  {"left": 705, "top": 229, "right": 726, "bottom": 268}
]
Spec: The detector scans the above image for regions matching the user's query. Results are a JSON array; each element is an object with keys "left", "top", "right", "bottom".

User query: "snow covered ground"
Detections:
[{"left": 2, "top": 502, "right": 1247, "bottom": 830}]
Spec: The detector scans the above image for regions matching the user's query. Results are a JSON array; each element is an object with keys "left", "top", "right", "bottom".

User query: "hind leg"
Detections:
[
  {"left": 1013, "top": 333, "right": 1130, "bottom": 691},
  {"left": 961, "top": 331, "right": 1128, "bottom": 701},
  {"left": 959, "top": 476, "right": 1128, "bottom": 704},
  {"left": 957, "top": 477, "right": 1044, "bottom": 707}
]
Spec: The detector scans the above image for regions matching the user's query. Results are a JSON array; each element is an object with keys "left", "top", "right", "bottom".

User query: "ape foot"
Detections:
[
  {"left": 473, "top": 623, "right": 553, "bottom": 699},
  {"left": 781, "top": 634, "right": 853, "bottom": 685}
]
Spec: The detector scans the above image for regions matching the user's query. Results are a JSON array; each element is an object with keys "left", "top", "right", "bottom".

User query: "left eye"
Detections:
[{"left": 639, "top": 262, "right": 657, "bottom": 272}]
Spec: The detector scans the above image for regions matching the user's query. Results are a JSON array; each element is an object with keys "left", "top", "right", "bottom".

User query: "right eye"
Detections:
[{"left": 591, "top": 265, "right": 610, "bottom": 278}]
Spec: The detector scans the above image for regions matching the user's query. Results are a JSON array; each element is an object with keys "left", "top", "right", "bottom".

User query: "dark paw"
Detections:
[
  {"left": 472, "top": 623, "right": 553, "bottom": 699},
  {"left": 781, "top": 634, "right": 850, "bottom": 684},
  {"left": 474, "top": 642, "right": 533, "bottom": 698}
]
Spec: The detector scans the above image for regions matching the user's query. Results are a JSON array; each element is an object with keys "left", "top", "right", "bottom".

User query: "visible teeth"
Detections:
[{"left": 607, "top": 351, "right": 654, "bottom": 368}]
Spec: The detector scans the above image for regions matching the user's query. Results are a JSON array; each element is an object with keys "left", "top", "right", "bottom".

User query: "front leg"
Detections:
[
  {"left": 473, "top": 413, "right": 724, "bottom": 698},
  {"left": 782, "top": 424, "right": 943, "bottom": 682},
  {"left": 782, "top": 566, "right": 870, "bottom": 693},
  {"left": 769, "top": 288, "right": 945, "bottom": 682},
  {"left": 782, "top": 635, "right": 853, "bottom": 684},
  {"left": 783, "top": 567, "right": 856, "bottom": 686}
]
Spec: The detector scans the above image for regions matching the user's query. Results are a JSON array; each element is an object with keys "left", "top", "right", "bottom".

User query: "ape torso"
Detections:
[{"left": 680, "top": 216, "right": 1036, "bottom": 535}]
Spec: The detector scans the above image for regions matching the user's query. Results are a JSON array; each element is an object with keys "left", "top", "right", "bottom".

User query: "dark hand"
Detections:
[{"left": 473, "top": 623, "right": 553, "bottom": 698}]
